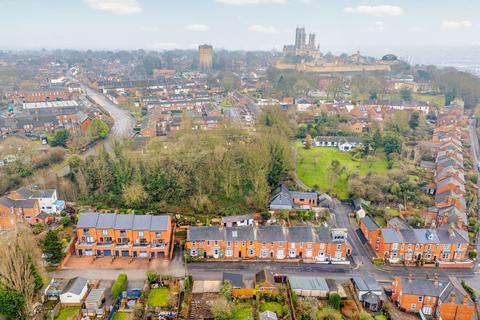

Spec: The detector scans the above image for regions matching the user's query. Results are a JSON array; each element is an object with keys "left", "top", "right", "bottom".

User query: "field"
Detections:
[
  {"left": 296, "top": 143, "right": 389, "bottom": 199},
  {"left": 112, "top": 312, "right": 130, "bottom": 320},
  {"left": 232, "top": 303, "right": 253, "bottom": 320},
  {"left": 147, "top": 287, "right": 170, "bottom": 307},
  {"left": 54, "top": 307, "right": 80, "bottom": 320},
  {"left": 259, "top": 301, "right": 284, "bottom": 315}
]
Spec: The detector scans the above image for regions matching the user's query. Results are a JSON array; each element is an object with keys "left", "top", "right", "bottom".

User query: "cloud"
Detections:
[
  {"left": 344, "top": 5, "right": 403, "bottom": 17},
  {"left": 216, "top": 0, "right": 286, "bottom": 5},
  {"left": 150, "top": 42, "right": 177, "bottom": 50},
  {"left": 248, "top": 24, "right": 280, "bottom": 34},
  {"left": 185, "top": 24, "right": 210, "bottom": 32},
  {"left": 442, "top": 20, "right": 472, "bottom": 29},
  {"left": 140, "top": 26, "right": 160, "bottom": 32},
  {"left": 84, "top": 0, "right": 142, "bottom": 15},
  {"left": 409, "top": 26, "right": 424, "bottom": 32},
  {"left": 368, "top": 21, "right": 384, "bottom": 32}
]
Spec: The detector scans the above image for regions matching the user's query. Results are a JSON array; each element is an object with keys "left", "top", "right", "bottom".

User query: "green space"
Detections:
[
  {"left": 112, "top": 312, "right": 130, "bottom": 320},
  {"left": 375, "top": 315, "right": 387, "bottom": 320},
  {"left": 147, "top": 287, "right": 170, "bottom": 307},
  {"left": 55, "top": 307, "right": 80, "bottom": 320},
  {"left": 296, "top": 142, "right": 389, "bottom": 199},
  {"left": 232, "top": 302, "right": 253, "bottom": 320},
  {"left": 259, "top": 301, "right": 283, "bottom": 315}
]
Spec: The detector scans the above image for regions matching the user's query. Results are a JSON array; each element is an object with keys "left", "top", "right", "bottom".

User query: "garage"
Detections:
[
  {"left": 139, "top": 251, "right": 147, "bottom": 258},
  {"left": 84, "top": 249, "right": 93, "bottom": 256},
  {"left": 121, "top": 250, "right": 129, "bottom": 257},
  {"left": 103, "top": 250, "right": 112, "bottom": 256}
]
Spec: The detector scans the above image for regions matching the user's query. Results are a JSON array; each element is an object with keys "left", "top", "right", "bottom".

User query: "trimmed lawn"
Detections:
[
  {"left": 113, "top": 312, "right": 130, "bottom": 320},
  {"left": 148, "top": 287, "right": 170, "bottom": 307},
  {"left": 232, "top": 303, "right": 253, "bottom": 320},
  {"left": 296, "top": 142, "right": 389, "bottom": 199},
  {"left": 259, "top": 301, "right": 283, "bottom": 315},
  {"left": 55, "top": 307, "right": 80, "bottom": 320}
]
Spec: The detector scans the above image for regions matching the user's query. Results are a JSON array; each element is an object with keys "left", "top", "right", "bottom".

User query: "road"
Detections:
[{"left": 468, "top": 119, "right": 480, "bottom": 256}]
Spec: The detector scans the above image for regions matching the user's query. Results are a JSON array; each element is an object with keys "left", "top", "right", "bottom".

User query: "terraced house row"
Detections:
[
  {"left": 360, "top": 216, "right": 469, "bottom": 266},
  {"left": 425, "top": 102, "right": 468, "bottom": 230},
  {"left": 75, "top": 212, "right": 174, "bottom": 259},
  {"left": 186, "top": 225, "right": 352, "bottom": 262}
]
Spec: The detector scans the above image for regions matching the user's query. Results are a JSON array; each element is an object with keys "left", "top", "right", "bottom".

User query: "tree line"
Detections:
[{"left": 59, "top": 106, "right": 294, "bottom": 215}]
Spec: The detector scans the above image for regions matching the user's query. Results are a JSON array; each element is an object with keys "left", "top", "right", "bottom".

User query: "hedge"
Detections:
[{"left": 112, "top": 274, "right": 128, "bottom": 299}]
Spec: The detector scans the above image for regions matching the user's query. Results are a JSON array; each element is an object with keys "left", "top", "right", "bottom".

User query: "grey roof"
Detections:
[
  {"left": 221, "top": 214, "right": 253, "bottom": 224},
  {"left": 288, "top": 226, "right": 316, "bottom": 243},
  {"left": 290, "top": 191, "right": 317, "bottom": 200},
  {"left": 16, "top": 187, "right": 56, "bottom": 199},
  {"left": 380, "top": 228, "right": 403, "bottom": 243},
  {"left": 85, "top": 288, "right": 106, "bottom": 303},
  {"left": 289, "top": 276, "right": 329, "bottom": 291},
  {"left": 77, "top": 212, "right": 169, "bottom": 231},
  {"left": 440, "top": 277, "right": 474, "bottom": 306},
  {"left": 61, "top": 277, "right": 88, "bottom": 295},
  {"left": 363, "top": 292, "right": 381, "bottom": 304},
  {"left": 269, "top": 184, "right": 317, "bottom": 209},
  {"left": 352, "top": 276, "right": 382, "bottom": 292},
  {"left": 257, "top": 226, "right": 286, "bottom": 242},
  {"left": 77, "top": 212, "right": 100, "bottom": 228},
  {"left": 260, "top": 311, "right": 278, "bottom": 320},
  {"left": 188, "top": 226, "right": 225, "bottom": 241},
  {"left": 362, "top": 216, "right": 379, "bottom": 231},
  {"left": 96, "top": 213, "right": 116, "bottom": 229},
  {"left": 223, "top": 272, "right": 244, "bottom": 288},
  {"left": 401, "top": 278, "right": 449, "bottom": 297},
  {"left": 225, "top": 226, "right": 255, "bottom": 241}
]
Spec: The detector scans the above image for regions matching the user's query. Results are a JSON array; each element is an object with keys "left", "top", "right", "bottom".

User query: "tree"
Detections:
[
  {"left": 111, "top": 274, "right": 128, "bottom": 299},
  {"left": 328, "top": 293, "right": 341, "bottom": 309},
  {"left": 383, "top": 132, "right": 403, "bottom": 155},
  {"left": 0, "top": 226, "right": 44, "bottom": 312},
  {"left": 88, "top": 119, "right": 109, "bottom": 141},
  {"left": 122, "top": 180, "right": 148, "bottom": 208},
  {"left": 219, "top": 281, "right": 232, "bottom": 300},
  {"left": 0, "top": 290, "right": 26, "bottom": 320},
  {"left": 208, "top": 297, "right": 232, "bottom": 320},
  {"left": 41, "top": 230, "right": 64, "bottom": 265},
  {"left": 400, "top": 88, "right": 412, "bottom": 101},
  {"left": 50, "top": 129, "right": 69, "bottom": 147},
  {"left": 304, "top": 134, "right": 313, "bottom": 149},
  {"left": 408, "top": 111, "right": 420, "bottom": 130}
]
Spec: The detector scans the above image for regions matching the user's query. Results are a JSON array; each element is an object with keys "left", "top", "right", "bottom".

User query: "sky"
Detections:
[{"left": 0, "top": 0, "right": 480, "bottom": 62}]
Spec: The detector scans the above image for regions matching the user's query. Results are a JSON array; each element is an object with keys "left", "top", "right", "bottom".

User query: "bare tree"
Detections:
[{"left": 0, "top": 225, "right": 44, "bottom": 311}]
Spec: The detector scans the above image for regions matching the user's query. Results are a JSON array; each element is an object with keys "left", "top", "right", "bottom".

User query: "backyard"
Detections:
[
  {"left": 296, "top": 143, "right": 389, "bottom": 199},
  {"left": 112, "top": 311, "right": 131, "bottom": 320},
  {"left": 54, "top": 306, "right": 80, "bottom": 320},
  {"left": 232, "top": 302, "right": 253, "bottom": 320},
  {"left": 147, "top": 287, "right": 170, "bottom": 308}
]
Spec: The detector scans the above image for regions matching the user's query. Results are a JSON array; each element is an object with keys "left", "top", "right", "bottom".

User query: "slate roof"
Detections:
[
  {"left": 257, "top": 226, "right": 287, "bottom": 242},
  {"left": 222, "top": 272, "right": 244, "bottom": 288},
  {"left": 188, "top": 226, "right": 225, "bottom": 241},
  {"left": 61, "top": 277, "right": 88, "bottom": 295},
  {"left": 361, "top": 216, "right": 379, "bottom": 231},
  {"left": 255, "top": 270, "right": 275, "bottom": 286},
  {"left": 269, "top": 184, "right": 318, "bottom": 209},
  {"left": 221, "top": 214, "right": 253, "bottom": 224},
  {"left": 225, "top": 226, "right": 255, "bottom": 241},
  {"left": 400, "top": 278, "right": 449, "bottom": 297},
  {"left": 381, "top": 226, "right": 468, "bottom": 245},
  {"left": 289, "top": 276, "right": 330, "bottom": 291},
  {"left": 288, "top": 226, "right": 317, "bottom": 243},
  {"left": 352, "top": 276, "right": 382, "bottom": 292},
  {"left": 77, "top": 212, "right": 169, "bottom": 231},
  {"left": 85, "top": 288, "right": 105, "bottom": 303}
]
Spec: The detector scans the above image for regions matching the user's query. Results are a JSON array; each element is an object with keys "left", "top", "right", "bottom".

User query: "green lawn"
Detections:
[
  {"left": 375, "top": 315, "right": 387, "bottom": 320},
  {"left": 55, "top": 307, "right": 80, "bottom": 320},
  {"left": 147, "top": 287, "right": 170, "bottom": 307},
  {"left": 112, "top": 312, "right": 130, "bottom": 320},
  {"left": 296, "top": 143, "right": 389, "bottom": 199},
  {"left": 259, "top": 302, "right": 283, "bottom": 315},
  {"left": 232, "top": 302, "right": 253, "bottom": 320}
]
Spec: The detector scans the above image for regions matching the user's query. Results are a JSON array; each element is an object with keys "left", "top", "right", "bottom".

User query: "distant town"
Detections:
[{"left": 1, "top": 25, "right": 480, "bottom": 320}]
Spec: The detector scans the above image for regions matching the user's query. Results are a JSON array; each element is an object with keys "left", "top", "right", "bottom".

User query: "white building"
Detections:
[
  {"left": 59, "top": 277, "right": 89, "bottom": 306},
  {"left": 15, "top": 187, "right": 65, "bottom": 214}
]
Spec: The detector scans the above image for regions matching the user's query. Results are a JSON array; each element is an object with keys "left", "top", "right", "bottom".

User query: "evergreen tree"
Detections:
[
  {"left": 0, "top": 289, "right": 26, "bottom": 320},
  {"left": 41, "top": 230, "right": 64, "bottom": 265}
]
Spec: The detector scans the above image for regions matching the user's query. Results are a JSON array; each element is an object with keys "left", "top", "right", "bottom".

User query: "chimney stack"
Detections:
[
  {"left": 450, "top": 291, "right": 457, "bottom": 303},
  {"left": 395, "top": 224, "right": 401, "bottom": 233},
  {"left": 448, "top": 223, "right": 455, "bottom": 238},
  {"left": 408, "top": 273, "right": 413, "bottom": 282},
  {"left": 463, "top": 294, "right": 469, "bottom": 305}
]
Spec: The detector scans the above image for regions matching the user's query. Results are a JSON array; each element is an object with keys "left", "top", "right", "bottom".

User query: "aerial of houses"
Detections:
[
  {"left": 186, "top": 225, "right": 351, "bottom": 262},
  {"left": 269, "top": 184, "right": 318, "bottom": 211},
  {"left": 74, "top": 212, "right": 175, "bottom": 259}
]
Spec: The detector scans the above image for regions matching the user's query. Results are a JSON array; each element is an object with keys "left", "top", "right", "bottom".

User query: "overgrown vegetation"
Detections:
[{"left": 59, "top": 106, "right": 294, "bottom": 215}]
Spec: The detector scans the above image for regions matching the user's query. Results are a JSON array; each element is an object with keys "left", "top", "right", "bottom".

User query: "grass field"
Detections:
[
  {"left": 232, "top": 303, "right": 253, "bottom": 320},
  {"left": 147, "top": 287, "right": 170, "bottom": 307},
  {"left": 259, "top": 301, "right": 284, "bottom": 315},
  {"left": 55, "top": 307, "right": 80, "bottom": 320},
  {"left": 296, "top": 142, "right": 389, "bottom": 199},
  {"left": 112, "top": 312, "right": 130, "bottom": 320}
]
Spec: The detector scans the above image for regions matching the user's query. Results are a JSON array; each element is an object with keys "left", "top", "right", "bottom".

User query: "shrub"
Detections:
[
  {"left": 146, "top": 270, "right": 159, "bottom": 284},
  {"left": 111, "top": 274, "right": 128, "bottom": 299},
  {"left": 469, "top": 250, "right": 477, "bottom": 260},
  {"left": 260, "top": 211, "right": 272, "bottom": 221},
  {"left": 461, "top": 280, "right": 476, "bottom": 300},
  {"left": 328, "top": 293, "right": 341, "bottom": 309}
]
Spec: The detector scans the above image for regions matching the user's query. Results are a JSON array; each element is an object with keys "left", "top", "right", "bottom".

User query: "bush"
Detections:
[
  {"left": 461, "top": 280, "right": 476, "bottom": 300},
  {"left": 328, "top": 293, "right": 341, "bottom": 309},
  {"left": 146, "top": 271, "right": 159, "bottom": 284},
  {"left": 111, "top": 274, "right": 128, "bottom": 299},
  {"left": 260, "top": 211, "right": 272, "bottom": 221},
  {"left": 469, "top": 250, "right": 477, "bottom": 260}
]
